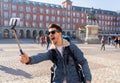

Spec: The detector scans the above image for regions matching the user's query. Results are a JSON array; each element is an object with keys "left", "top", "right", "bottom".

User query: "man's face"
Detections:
[{"left": 48, "top": 28, "right": 62, "bottom": 45}]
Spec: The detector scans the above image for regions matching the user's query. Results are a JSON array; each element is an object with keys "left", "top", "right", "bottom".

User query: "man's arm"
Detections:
[{"left": 20, "top": 50, "right": 52, "bottom": 64}]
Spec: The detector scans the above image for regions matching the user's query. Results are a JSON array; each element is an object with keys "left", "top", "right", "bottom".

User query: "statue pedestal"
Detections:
[{"left": 85, "top": 25, "right": 99, "bottom": 44}]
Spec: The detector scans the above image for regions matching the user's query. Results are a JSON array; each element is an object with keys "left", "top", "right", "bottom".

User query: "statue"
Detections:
[
  {"left": 86, "top": 8, "right": 99, "bottom": 25},
  {"left": 85, "top": 8, "right": 100, "bottom": 44}
]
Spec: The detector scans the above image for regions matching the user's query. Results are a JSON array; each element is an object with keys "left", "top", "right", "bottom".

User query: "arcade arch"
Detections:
[{"left": 3, "top": 29, "right": 9, "bottom": 38}]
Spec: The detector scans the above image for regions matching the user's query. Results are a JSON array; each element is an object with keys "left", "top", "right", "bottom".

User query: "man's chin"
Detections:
[{"left": 52, "top": 41, "right": 56, "bottom": 45}]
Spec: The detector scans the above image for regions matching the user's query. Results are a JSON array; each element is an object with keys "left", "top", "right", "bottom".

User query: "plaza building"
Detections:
[{"left": 0, "top": 0, "right": 120, "bottom": 39}]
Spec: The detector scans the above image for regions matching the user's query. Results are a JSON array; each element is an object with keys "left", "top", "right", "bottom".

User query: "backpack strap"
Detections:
[
  {"left": 65, "top": 46, "right": 77, "bottom": 62},
  {"left": 51, "top": 49, "right": 58, "bottom": 65},
  {"left": 50, "top": 49, "right": 58, "bottom": 83}
]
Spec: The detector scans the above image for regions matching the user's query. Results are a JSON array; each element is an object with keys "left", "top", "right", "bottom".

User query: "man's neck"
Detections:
[{"left": 55, "top": 39, "right": 63, "bottom": 46}]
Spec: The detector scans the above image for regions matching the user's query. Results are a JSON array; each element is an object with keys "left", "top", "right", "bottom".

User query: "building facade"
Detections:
[{"left": 0, "top": 0, "right": 120, "bottom": 39}]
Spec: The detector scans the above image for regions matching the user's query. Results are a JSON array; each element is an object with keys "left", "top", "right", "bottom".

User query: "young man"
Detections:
[{"left": 20, "top": 24, "right": 92, "bottom": 83}]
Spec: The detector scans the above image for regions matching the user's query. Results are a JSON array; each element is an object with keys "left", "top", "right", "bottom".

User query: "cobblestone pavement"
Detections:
[{"left": 0, "top": 39, "right": 120, "bottom": 83}]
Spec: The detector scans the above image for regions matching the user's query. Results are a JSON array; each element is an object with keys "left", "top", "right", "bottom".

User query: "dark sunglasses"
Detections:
[{"left": 48, "top": 30, "right": 59, "bottom": 35}]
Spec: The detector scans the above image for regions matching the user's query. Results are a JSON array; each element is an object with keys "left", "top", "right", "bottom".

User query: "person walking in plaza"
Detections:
[
  {"left": 20, "top": 24, "right": 92, "bottom": 83},
  {"left": 101, "top": 36, "right": 106, "bottom": 51},
  {"left": 46, "top": 35, "right": 51, "bottom": 49},
  {"left": 118, "top": 36, "right": 120, "bottom": 48},
  {"left": 41, "top": 36, "right": 46, "bottom": 47},
  {"left": 114, "top": 37, "right": 118, "bottom": 48}
]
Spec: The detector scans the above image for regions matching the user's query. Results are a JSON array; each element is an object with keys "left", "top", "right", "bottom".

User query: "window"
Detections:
[
  {"left": 67, "top": 5, "right": 71, "bottom": 10},
  {"left": 76, "top": 19, "right": 79, "bottom": 23},
  {"left": 68, "top": 12, "right": 70, "bottom": 16},
  {"left": 26, "top": 7, "right": 31, "bottom": 12},
  {"left": 20, "top": 21, "right": 24, "bottom": 27},
  {"left": 57, "top": 10, "right": 60, "bottom": 15},
  {"left": 77, "top": 13, "right": 79, "bottom": 17},
  {"left": 26, "top": 14, "right": 30, "bottom": 20},
  {"left": 32, "top": 22, "right": 36, "bottom": 27},
  {"left": 19, "top": 6, "right": 24, "bottom": 11},
  {"left": 4, "top": 20, "right": 9, "bottom": 26},
  {"left": 4, "top": 4, "right": 8, "bottom": 10},
  {"left": 40, "top": 15, "right": 43, "bottom": 21},
  {"left": 46, "top": 23, "right": 49, "bottom": 28},
  {"left": 33, "top": 7, "right": 37, "bottom": 13},
  {"left": 52, "top": 10, "right": 55, "bottom": 15},
  {"left": 19, "top": 13, "right": 24, "bottom": 19},
  {"left": 81, "top": 19, "right": 84, "bottom": 24},
  {"left": 81, "top": 13, "right": 84, "bottom": 17},
  {"left": 12, "top": 5, "right": 17, "bottom": 11},
  {"left": 33, "top": 15, "right": 37, "bottom": 21},
  {"left": 57, "top": 17, "right": 60, "bottom": 22},
  {"left": 62, "top": 17, "right": 65, "bottom": 22},
  {"left": 51, "top": 16, "right": 55, "bottom": 22},
  {"left": 67, "top": 24, "right": 70, "bottom": 29},
  {"left": 68, "top": 18, "right": 70, "bottom": 23},
  {"left": 62, "top": 11, "right": 66, "bottom": 16},
  {"left": 46, "top": 9, "right": 49, "bottom": 14},
  {"left": 62, "top": 24, "right": 65, "bottom": 29},
  {"left": 4, "top": 0, "right": 8, "bottom": 2},
  {"left": 73, "top": 25, "right": 75, "bottom": 29},
  {"left": 26, "top": 22, "right": 29, "bottom": 27},
  {"left": 12, "top": 13, "right": 16, "bottom": 17},
  {"left": 40, "top": 8, "right": 44, "bottom": 14},
  {"left": 4, "top": 12, "right": 9, "bottom": 18},
  {"left": 46, "top": 16, "right": 49, "bottom": 22},
  {"left": 39, "top": 23, "right": 43, "bottom": 28},
  {"left": 73, "top": 18, "right": 75, "bottom": 23},
  {"left": 73, "top": 12, "right": 75, "bottom": 17}
]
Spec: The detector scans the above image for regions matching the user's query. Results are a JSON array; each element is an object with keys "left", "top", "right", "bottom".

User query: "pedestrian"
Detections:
[
  {"left": 41, "top": 36, "right": 46, "bottom": 47},
  {"left": 36, "top": 35, "right": 40, "bottom": 44},
  {"left": 46, "top": 35, "right": 51, "bottom": 49},
  {"left": 114, "top": 37, "right": 118, "bottom": 48},
  {"left": 20, "top": 24, "right": 92, "bottom": 83},
  {"left": 118, "top": 36, "right": 120, "bottom": 48},
  {"left": 101, "top": 36, "right": 106, "bottom": 51}
]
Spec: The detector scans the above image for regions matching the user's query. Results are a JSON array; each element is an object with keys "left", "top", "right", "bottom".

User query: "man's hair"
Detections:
[{"left": 48, "top": 24, "right": 62, "bottom": 33}]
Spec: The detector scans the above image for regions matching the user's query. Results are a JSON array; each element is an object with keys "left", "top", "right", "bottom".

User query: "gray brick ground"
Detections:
[{"left": 0, "top": 39, "right": 120, "bottom": 83}]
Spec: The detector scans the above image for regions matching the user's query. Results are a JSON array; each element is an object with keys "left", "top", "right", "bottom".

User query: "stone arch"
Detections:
[
  {"left": 62, "top": 31, "right": 66, "bottom": 35},
  {"left": 19, "top": 30, "right": 24, "bottom": 38},
  {"left": 11, "top": 30, "right": 16, "bottom": 38},
  {"left": 26, "top": 30, "right": 31, "bottom": 38},
  {"left": 45, "top": 30, "right": 48, "bottom": 35},
  {"left": 67, "top": 31, "right": 71, "bottom": 36},
  {"left": 39, "top": 30, "right": 44, "bottom": 36},
  {"left": 72, "top": 31, "right": 76, "bottom": 39},
  {"left": 33, "top": 30, "right": 37, "bottom": 38},
  {"left": 3, "top": 29, "right": 9, "bottom": 38}
]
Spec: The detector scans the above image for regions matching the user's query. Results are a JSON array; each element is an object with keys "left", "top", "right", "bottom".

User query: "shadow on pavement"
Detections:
[{"left": 0, "top": 65, "right": 32, "bottom": 79}]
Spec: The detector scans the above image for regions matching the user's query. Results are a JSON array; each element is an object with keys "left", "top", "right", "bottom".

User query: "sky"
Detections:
[{"left": 29, "top": 0, "right": 120, "bottom": 12}]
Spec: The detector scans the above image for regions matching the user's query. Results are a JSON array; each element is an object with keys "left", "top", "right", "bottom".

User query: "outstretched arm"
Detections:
[{"left": 20, "top": 50, "right": 52, "bottom": 64}]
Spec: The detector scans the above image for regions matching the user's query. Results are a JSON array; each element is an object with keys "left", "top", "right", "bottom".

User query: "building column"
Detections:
[
  {"left": 24, "top": 30, "right": 26, "bottom": 38},
  {"left": 9, "top": 30, "right": 13, "bottom": 38}
]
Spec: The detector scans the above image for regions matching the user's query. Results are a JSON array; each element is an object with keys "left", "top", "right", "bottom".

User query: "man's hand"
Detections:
[
  {"left": 20, "top": 52, "right": 30, "bottom": 64},
  {"left": 86, "top": 81, "right": 91, "bottom": 83}
]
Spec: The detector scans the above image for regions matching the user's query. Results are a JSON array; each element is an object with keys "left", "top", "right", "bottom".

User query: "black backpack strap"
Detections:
[
  {"left": 51, "top": 49, "right": 58, "bottom": 65},
  {"left": 65, "top": 46, "right": 77, "bottom": 61},
  {"left": 50, "top": 49, "right": 58, "bottom": 83}
]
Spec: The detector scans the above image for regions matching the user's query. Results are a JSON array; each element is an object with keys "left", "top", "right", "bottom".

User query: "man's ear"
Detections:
[{"left": 60, "top": 32, "right": 62, "bottom": 36}]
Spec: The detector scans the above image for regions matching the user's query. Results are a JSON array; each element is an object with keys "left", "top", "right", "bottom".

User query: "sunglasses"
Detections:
[{"left": 48, "top": 30, "right": 59, "bottom": 35}]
